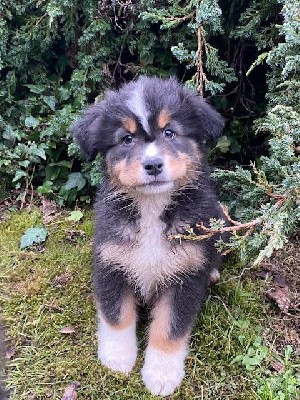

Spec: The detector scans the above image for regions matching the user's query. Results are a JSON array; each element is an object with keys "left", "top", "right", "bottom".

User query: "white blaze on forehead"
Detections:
[
  {"left": 126, "top": 83, "right": 150, "bottom": 133},
  {"left": 144, "top": 142, "right": 159, "bottom": 158}
]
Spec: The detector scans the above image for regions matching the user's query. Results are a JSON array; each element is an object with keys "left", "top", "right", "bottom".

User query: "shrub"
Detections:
[{"left": 0, "top": 0, "right": 299, "bottom": 263}]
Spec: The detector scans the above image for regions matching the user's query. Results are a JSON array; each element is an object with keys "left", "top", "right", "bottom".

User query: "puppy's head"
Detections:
[{"left": 71, "top": 76, "right": 224, "bottom": 195}]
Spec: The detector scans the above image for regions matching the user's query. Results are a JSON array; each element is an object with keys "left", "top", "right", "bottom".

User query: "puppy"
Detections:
[{"left": 72, "top": 76, "right": 225, "bottom": 396}]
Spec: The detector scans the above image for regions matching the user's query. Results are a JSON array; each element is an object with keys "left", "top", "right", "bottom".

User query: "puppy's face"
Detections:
[
  {"left": 72, "top": 76, "right": 224, "bottom": 194},
  {"left": 104, "top": 109, "right": 201, "bottom": 194}
]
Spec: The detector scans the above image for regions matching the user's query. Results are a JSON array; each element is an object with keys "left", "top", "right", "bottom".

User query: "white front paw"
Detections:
[
  {"left": 98, "top": 321, "right": 137, "bottom": 375},
  {"left": 98, "top": 343, "right": 137, "bottom": 374},
  {"left": 141, "top": 346, "right": 186, "bottom": 396}
]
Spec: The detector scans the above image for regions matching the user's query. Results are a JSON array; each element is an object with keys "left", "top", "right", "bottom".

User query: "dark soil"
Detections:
[{"left": 259, "top": 232, "right": 300, "bottom": 356}]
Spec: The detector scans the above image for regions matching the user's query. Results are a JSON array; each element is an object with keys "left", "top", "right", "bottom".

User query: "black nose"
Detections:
[{"left": 143, "top": 158, "right": 164, "bottom": 176}]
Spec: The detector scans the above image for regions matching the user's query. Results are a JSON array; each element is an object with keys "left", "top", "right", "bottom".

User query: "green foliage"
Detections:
[
  {"left": 232, "top": 336, "right": 269, "bottom": 371},
  {"left": 213, "top": 0, "right": 300, "bottom": 264},
  {"left": 234, "top": 341, "right": 300, "bottom": 400},
  {"left": 67, "top": 210, "right": 84, "bottom": 222},
  {"left": 143, "top": 0, "right": 237, "bottom": 94},
  {"left": 256, "top": 345, "right": 300, "bottom": 400},
  {"left": 231, "top": 0, "right": 280, "bottom": 50},
  {"left": 20, "top": 226, "right": 48, "bottom": 249},
  {"left": 0, "top": 1, "right": 110, "bottom": 204},
  {"left": 0, "top": 0, "right": 299, "bottom": 265}
]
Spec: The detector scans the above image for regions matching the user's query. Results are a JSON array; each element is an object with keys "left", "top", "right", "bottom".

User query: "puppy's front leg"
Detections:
[
  {"left": 142, "top": 273, "right": 210, "bottom": 396},
  {"left": 94, "top": 267, "right": 137, "bottom": 375}
]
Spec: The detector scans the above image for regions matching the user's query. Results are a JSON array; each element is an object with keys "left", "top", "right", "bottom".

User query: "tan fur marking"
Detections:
[
  {"left": 112, "top": 159, "right": 143, "bottom": 187},
  {"left": 122, "top": 117, "right": 137, "bottom": 134},
  {"left": 165, "top": 151, "right": 196, "bottom": 187},
  {"left": 157, "top": 109, "right": 171, "bottom": 129},
  {"left": 148, "top": 296, "right": 189, "bottom": 353},
  {"left": 97, "top": 292, "right": 136, "bottom": 331},
  {"left": 117, "top": 292, "right": 136, "bottom": 330}
]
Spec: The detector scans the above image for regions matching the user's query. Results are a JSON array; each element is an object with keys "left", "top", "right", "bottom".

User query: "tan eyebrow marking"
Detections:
[
  {"left": 157, "top": 109, "right": 171, "bottom": 129},
  {"left": 122, "top": 117, "right": 137, "bottom": 134}
]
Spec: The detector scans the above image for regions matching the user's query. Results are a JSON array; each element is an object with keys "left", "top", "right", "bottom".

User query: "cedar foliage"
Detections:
[{"left": 0, "top": 0, "right": 299, "bottom": 264}]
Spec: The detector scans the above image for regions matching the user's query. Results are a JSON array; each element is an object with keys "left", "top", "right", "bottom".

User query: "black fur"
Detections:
[
  {"left": 168, "top": 270, "right": 211, "bottom": 339},
  {"left": 71, "top": 76, "right": 224, "bottom": 161},
  {"left": 93, "top": 264, "right": 131, "bottom": 325}
]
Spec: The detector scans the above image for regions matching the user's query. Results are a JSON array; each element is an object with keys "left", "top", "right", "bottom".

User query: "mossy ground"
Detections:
[{"left": 0, "top": 210, "right": 299, "bottom": 399}]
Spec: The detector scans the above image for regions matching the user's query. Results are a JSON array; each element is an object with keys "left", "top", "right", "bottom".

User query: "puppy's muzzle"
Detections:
[{"left": 143, "top": 158, "right": 164, "bottom": 177}]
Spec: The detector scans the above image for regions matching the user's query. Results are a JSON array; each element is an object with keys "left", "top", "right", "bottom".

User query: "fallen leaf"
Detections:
[
  {"left": 52, "top": 272, "right": 73, "bottom": 288},
  {"left": 86, "top": 293, "right": 95, "bottom": 303},
  {"left": 41, "top": 198, "right": 61, "bottom": 224},
  {"left": 61, "top": 381, "right": 80, "bottom": 400},
  {"left": 12, "top": 280, "right": 28, "bottom": 294},
  {"left": 273, "top": 274, "right": 288, "bottom": 288},
  {"left": 5, "top": 347, "right": 16, "bottom": 359},
  {"left": 65, "top": 230, "right": 86, "bottom": 244},
  {"left": 256, "top": 270, "right": 272, "bottom": 280},
  {"left": 45, "top": 301, "right": 64, "bottom": 312},
  {"left": 270, "top": 360, "right": 285, "bottom": 373},
  {"left": 19, "top": 252, "right": 41, "bottom": 260},
  {"left": 266, "top": 285, "right": 291, "bottom": 313},
  {"left": 67, "top": 210, "right": 84, "bottom": 222},
  {"left": 60, "top": 326, "right": 76, "bottom": 334},
  {"left": 0, "top": 212, "right": 10, "bottom": 222}
]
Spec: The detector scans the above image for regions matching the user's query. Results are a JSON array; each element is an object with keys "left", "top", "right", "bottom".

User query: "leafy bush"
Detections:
[
  {"left": 0, "top": 0, "right": 299, "bottom": 263},
  {"left": 210, "top": 0, "right": 300, "bottom": 264}
]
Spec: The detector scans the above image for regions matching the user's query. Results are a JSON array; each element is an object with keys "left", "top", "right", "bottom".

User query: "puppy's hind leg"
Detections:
[{"left": 94, "top": 267, "right": 137, "bottom": 375}]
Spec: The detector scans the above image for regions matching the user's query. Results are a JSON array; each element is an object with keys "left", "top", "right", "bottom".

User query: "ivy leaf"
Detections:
[
  {"left": 36, "top": 145, "right": 47, "bottom": 160},
  {"left": 215, "top": 135, "right": 231, "bottom": 153},
  {"left": 65, "top": 172, "right": 86, "bottom": 191},
  {"left": 12, "top": 170, "right": 27, "bottom": 182},
  {"left": 37, "top": 181, "right": 54, "bottom": 194},
  {"left": 42, "top": 96, "right": 57, "bottom": 111},
  {"left": 23, "top": 84, "right": 46, "bottom": 94},
  {"left": 67, "top": 210, "right": 84, "bottom": 222},
  {"left": 24, "top": 116, "right": 40, "bottom": 128},
  {"left": 2, "top": 125, "right": 17, "bottom": 141},
  {"left": 29, "top": 144, "right": 47, "bottom": 160},
  {"left": 20, "top": 227, "right": 48, "bottom": 249}
]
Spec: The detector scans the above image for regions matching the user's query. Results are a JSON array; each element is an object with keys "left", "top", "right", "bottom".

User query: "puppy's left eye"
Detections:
[{"left": 163, "top": 129, "right": 176, "bottom": 139}]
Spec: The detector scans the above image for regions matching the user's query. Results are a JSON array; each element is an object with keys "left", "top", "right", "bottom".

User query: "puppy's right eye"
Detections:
[{"left": 122, "top": 134, "right": 134, "bottom": 145}]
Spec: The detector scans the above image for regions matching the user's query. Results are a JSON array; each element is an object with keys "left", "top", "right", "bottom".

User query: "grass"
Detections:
[{"left": 0, "top": 209, "right": 299, "bottom": 399}]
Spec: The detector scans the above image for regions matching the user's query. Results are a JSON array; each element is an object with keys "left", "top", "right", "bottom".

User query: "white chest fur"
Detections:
[{"left": 99, "top": 194, "right": 205, "bottom": 298}]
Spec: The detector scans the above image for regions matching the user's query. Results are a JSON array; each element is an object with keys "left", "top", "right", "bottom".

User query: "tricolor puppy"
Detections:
[{"left": 72, "top": 76, "right": 225, "bottom": 396}]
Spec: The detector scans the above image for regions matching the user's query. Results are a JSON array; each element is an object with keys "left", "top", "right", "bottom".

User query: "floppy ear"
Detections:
[
  {"left": 188, "top": 93, "right": 225, "bottom": 142},
  {"left": 71, "top": 103, "right": 103, "bottom": 161}
]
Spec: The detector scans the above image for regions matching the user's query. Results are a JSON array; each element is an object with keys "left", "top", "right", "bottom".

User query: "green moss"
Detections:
[{"left": 0, "top": 210, "right": 295, "bottom": 399}]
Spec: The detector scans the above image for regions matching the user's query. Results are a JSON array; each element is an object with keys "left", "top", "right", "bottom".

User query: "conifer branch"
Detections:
[{"left": 169, "top": 192, "right": 288, "bottom": 243}]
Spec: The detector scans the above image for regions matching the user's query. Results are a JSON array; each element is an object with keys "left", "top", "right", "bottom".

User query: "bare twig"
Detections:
[
  {"left": 165, "top": 10, "right": 195, "bottom": 24},
  {"left": 169, "top": 191, "right": 288, "bottom": 243},
  {"left": 20, "top": 164, "right": 36, "bottom": 210},
  {"left": 196, "top": 26, "right": 206, "bottom": 96}
]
